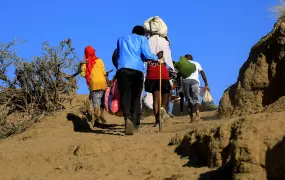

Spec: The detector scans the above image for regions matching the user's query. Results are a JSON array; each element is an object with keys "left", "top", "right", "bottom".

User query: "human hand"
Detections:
[
  {"left": 157, "top": 51, "right": 163, "bottom": 59},
  {"left": 64, "top": 75, "right": 72, "bottom": 80},
  {"left": 158, "top": 59, "right": 164, "bottom": 64},
  {"left": 205, "top": 85, "right": 210, "bottom": 92}
]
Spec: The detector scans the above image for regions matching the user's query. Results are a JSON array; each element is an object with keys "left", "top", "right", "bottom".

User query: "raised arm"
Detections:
[{"left": 141, "top": 37, "right": 159, "bottom": 61}]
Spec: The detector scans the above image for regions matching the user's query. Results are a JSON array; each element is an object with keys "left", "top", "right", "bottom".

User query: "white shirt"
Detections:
[
  {"left": 148, "top": 35, "right": 174, "bottom": 70},
  {"left": 185, "top": 60, "right": 203, "bottom": 83}
]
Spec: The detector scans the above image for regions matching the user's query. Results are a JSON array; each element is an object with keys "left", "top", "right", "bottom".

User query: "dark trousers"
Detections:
[{"left": 117, "top": 68, "right": 144, "bottom": 126}]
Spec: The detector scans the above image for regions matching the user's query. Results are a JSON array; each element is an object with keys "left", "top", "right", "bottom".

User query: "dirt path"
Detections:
[{"left": 0, "top": 95, "right": 218, "bottom": 180}]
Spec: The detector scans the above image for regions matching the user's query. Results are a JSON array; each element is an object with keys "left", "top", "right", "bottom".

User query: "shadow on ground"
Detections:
[
  {"left": 266, "top": 136, "right": 285, "bottom": 180},
  {"left": 198, "top": 163, "right": 233, "bottom": 180},
  {"left": 201, "top": 114, "right": 219, "bottom": 121},
  {"left": 66, "top": 113, "right": 124, "bottom": 136}
]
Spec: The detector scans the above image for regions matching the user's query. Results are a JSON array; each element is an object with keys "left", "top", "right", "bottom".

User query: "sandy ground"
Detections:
[{"left": 0, "top": 95, "right": 219, "bottom": 180}]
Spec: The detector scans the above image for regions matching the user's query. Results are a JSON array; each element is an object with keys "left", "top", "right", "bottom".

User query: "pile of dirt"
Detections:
[
  {"left": 219, "top": 16, "right": 285, "bottom": 118},
  {"left": 172, "top": 112, "right": 285, "bottom": 180},
  {"left": 171, "top": 16, "right": 285, "bottom": 180}
]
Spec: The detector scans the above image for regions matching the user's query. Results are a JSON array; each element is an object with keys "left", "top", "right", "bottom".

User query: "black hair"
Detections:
[
  {"left": 185, "top": 54, "right": 193, "bottom": 60},
  {"left": 132, "top": 26, "right": 145, "bottom": 36}
]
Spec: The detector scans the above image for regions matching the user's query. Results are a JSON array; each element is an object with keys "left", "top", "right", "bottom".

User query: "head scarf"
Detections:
[{"left": 85, "top": 46, "right": 98, "bottom": 86}]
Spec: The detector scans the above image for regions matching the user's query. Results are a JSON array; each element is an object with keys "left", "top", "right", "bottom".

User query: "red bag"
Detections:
[{"left": 104, "top": 79, "right": 121, "bottom": 114}]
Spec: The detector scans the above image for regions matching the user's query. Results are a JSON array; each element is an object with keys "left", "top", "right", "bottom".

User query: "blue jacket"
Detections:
[{"left": 117, "top": 34, "right": 158, "bottom": 73}]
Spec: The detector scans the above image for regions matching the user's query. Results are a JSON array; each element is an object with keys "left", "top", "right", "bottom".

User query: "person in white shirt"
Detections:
[{"left": 182, "top": 54, "right": 210, "bottom": 122}]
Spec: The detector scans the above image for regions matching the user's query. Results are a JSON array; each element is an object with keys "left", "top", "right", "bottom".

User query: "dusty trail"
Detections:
[{"left": 0, "top": 95, "right": 218, "bottom": 180}]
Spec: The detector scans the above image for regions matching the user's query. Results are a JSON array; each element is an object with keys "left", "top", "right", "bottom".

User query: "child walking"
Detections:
[{"left": 80, "top": 46, "right": 108, "bottom": 127}]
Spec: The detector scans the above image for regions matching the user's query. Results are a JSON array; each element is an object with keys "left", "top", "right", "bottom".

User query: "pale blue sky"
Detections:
[{"left": 1, "top": 0, "right": 279, "bottom": 103}]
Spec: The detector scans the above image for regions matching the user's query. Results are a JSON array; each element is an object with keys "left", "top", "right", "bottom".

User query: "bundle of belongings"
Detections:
[
  {"left": 104, "top": 77, "right": 123, "bottom": 117},
  {"left": 174, "top": 56, "right": 196, "bottom": 79},
  {"left": 144, "top": 16, "right": 168, "bottom": 37}
]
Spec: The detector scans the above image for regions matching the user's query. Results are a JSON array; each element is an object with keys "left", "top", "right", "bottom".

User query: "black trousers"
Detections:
[{"left": 117, "top": 68, "right": 144, "bottom": 125}]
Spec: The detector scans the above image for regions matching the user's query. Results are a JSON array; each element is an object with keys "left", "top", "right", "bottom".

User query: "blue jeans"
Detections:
[
  {"left": 168, "top": 89, "right": 176, "bottom": 114},
  {"left": 168, "top": 100, "right": 174, "bottom": 114}
]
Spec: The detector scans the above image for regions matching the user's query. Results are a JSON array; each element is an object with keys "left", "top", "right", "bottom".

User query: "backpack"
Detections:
[{"left": 174, "top": 56, "right": 196, "bottom": 79}]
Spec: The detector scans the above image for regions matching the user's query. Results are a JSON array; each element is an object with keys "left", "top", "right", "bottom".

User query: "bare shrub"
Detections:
[
  {"left": 271, "top": 0, "right": 285, "bottom": 18},
  {"left": 0, "top": 39, "right": 79, "bottom": 138}
]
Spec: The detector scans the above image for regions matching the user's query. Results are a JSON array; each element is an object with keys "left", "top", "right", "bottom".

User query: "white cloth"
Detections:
[
  {"left": 143, "top": 93, "right": 153, "bottom": 109},
  {"left": 141, "top": 67, "right": 147, "bottom": 109},
  {"left": 144, "top": 16, "right": 168, "bottom": 37},
  {"left": 148, "top": 35, "right": 174, "bottom": 70},
  {"left": 185, "top": 60, "right": 203, "bottom": 84}
]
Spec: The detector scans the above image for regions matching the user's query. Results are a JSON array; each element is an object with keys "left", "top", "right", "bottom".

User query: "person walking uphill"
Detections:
[
  {"left": 116, "top": 25, "right": 163, "bottom": 135},
  {"left": 80, "top": 46, "right": 108, "bottom": 127},
  {"left": 145, "top": 35, "right": 174, "bottom": 127},
  {"left": 177, "top": 54, "right": 210, "bottom": 122}
]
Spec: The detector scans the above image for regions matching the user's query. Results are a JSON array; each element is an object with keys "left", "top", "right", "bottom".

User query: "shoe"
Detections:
[{"left": 125, "top": 119, "right": 134, "bottom": 135}]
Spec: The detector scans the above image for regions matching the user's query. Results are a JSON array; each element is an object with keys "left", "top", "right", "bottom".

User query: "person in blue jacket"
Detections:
[{"left": 116, "top": 25, "right": 163, "bottom": 135}]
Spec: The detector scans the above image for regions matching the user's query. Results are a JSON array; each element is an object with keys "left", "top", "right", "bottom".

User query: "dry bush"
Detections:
[
  {"left": 271, "top": 0, "right": 285, "bottom": 18},
  {"left": 0, "top": 39, "right": 79, "bottom": 138}
]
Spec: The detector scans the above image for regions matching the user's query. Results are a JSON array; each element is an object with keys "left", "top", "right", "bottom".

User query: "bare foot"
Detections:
[{"left": 194, "top": 110, "right": 201, "bottom": 123}]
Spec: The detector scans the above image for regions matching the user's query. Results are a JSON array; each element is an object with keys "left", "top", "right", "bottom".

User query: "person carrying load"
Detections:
[
  {"left": 143, "top": 16, "right": 175, "bottom": 128},
  {"left": 175, "top": 54, "right": 210, "bottom": 122}
]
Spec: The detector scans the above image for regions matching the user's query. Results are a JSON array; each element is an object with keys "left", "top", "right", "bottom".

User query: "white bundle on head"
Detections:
[{"left": 144, "top": 16, "right": 168, "bottom": 37}]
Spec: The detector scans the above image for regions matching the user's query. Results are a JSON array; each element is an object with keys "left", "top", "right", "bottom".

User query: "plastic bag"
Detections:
[
  {"left": 104, "top": 79, "right": 121, "bottom": 114},
  {"left": 201, "top": 90, "right": 218, "bottom": 111},
  {"left": 144, "top": 16, "right": 168, "bottom": 37},
  {"left": 143, "top": 92, "right": 153, "bottom": 109},
  {"left": 202, "top": 90, "right": 213, "bottom": 104}
]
